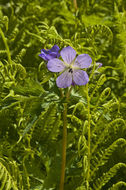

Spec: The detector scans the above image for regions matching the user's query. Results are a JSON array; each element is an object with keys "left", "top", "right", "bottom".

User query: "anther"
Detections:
[{"left": 68, "top": 68, "right": 73, "bottom": 73}]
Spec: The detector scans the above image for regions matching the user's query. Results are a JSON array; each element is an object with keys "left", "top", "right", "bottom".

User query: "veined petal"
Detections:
[
  {"left": 47, "top": 58, "right": 65, "bottom": 72},
  {"left": 75, "top": 54, "right": 92, "bottom": 68},
  {"left": 56, "top": 70, "right": 72, "bottom": 88},
  {"left": 73, "top": 70, "right": 89, "bottom": 85},
  {"left": 61, "top": 46, "right": 76, "bottom": 64}
]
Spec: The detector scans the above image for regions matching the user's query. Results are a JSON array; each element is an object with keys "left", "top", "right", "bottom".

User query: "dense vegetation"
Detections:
[{"left": 0, "top": 0, "right": 126, "bottom": 189}]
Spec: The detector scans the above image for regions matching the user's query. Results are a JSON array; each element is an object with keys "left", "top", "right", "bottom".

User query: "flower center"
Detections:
[{"left": 68, "top": 68, "right": 73, "bottom": 73}]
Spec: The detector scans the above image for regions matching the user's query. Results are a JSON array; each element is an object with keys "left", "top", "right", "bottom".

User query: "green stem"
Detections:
[
  {"left": 59, "top": 103, "right": 67, "bottom": 190},
  {"left": 59, "top": 87, "right": 72, "bottom": 190},
  {"left": 0, "top": 28, "right": 12, "bottom": 64},
  {"left": 86, "top": 84, "right": 91, "bottom": 182},
  {"left": 73, "top": 0, "right": 78, "bottom": 11}
]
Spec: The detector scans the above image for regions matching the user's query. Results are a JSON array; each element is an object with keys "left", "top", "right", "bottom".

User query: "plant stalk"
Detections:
[
  {"left": 73, "top": 0, "right": 78, "bottom": 11},
  {"left": 59, "top": 103, "right": 67, "bottom": 190},
  {"left": 86, "top": 84, "right": 91, "bottom": 182}
]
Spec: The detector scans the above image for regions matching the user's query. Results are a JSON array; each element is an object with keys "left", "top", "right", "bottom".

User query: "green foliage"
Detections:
[
  {"left": 0, "top": 0, "right": 126, "bottom": 190},
  {"left": 0, "top": 158, "right": 22, "bottom": 190}
]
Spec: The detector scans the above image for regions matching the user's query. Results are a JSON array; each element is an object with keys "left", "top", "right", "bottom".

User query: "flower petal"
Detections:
[
  {"left": 47, "top": 58, "right": 65, "bottom": 72},
  {"left": 74, "top": 54, "right": 92, "bottom": 68},
  {"left": 39, "top": 45, "right": 60, "bottom": 61},
  {"left": 39, "top": 50, "right": 49, "bottom": 61},
  {"left": 39, "top": 52, "right": 58, "bottom": 61},
  {"left": 56, "top": 70, "right": 72, "bottom": 88},
  {"left": 50, "top": 45, "right": 60, "bottom": 52},
  {"left": 60, "top": 46, "right": 76, "bottom": 64},
  {"left": 73, "top": 70, "right": 89, "bottom": 85}
]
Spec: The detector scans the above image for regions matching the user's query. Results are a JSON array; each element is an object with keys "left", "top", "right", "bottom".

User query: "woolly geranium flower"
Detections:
[
  {"left": 39, "top": 45, "right": 60, "bottom": 61},
  {"left": 47, "top": 46, "right": 92, "bottom": 88}
]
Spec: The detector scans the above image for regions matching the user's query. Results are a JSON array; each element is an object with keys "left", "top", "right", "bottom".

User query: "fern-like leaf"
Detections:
[
  {"left": 90, "top": 138, "right": 126, "bottom": 178},
  {"left": 93, "top": 163, "right": 126, "bottom": 190},
  {"left": 0, "top": 159, "right": 18, "bottom": 190}
]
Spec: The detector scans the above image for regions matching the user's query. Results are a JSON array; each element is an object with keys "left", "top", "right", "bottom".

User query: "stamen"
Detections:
[{"left": 68, "top": 68, "right": 73, "bottom": 73}]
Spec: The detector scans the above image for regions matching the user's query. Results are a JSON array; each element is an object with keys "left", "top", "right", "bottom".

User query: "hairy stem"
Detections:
[
  {"left": 59, "top": 103, "right": 67, "bottom": 190},
  {"left": 59, "top": 87, "right": 72, "bottom": 190},
  {"left": 86, "top": 84, "right": 91, "bottom": 182},
  {"left": 73, "top": 0, "right": 78, "bottom": 11}
]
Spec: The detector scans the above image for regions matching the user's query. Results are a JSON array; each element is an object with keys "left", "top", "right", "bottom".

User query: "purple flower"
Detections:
[
  {"left": 39, "top": 45, "right": 60, "bottom": 61},
  {"left": 47, "top": 46, "right": 92, "bottom": 88}
]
